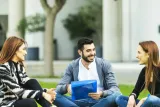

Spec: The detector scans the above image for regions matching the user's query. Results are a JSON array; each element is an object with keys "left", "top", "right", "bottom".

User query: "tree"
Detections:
[
  {"left": 17, "top": 13, "right": 45, "bottom": 39},
  {"left": 63, "top": 0, "right": 102, "bottom": 45},
  {"left": 63, "top": 13, "right": 95, "bottom": 41},
  {"left": 80, "top": 0, "right": 102, "bottom": 45},
  {"left": 40, "top": 0, "right": 66, "bottom": 76}
]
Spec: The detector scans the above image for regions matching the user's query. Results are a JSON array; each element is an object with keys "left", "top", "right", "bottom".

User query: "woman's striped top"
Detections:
[{"left": 0, "top": 61, "right": 42, "bottom": 107}]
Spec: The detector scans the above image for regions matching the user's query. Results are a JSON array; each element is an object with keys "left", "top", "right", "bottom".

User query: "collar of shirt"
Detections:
[{"left": 79, "top": 58, "right": 96, "bottom": 70}]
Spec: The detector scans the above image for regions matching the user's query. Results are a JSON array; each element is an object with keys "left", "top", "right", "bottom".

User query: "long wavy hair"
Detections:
[
  {"left": 0, "top": 36, "right": 27, "bottom": 65},
  {"left": 139, "top": 41, "right": 159, "bottom": 94}
]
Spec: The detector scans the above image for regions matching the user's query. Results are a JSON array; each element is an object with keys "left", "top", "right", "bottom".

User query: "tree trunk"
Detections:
[
  {"left": 40, "top": 0, "right": 66, "bottom": 76},
  {"left": 44, "top": 13, "right": 56, "bottom": 76}
]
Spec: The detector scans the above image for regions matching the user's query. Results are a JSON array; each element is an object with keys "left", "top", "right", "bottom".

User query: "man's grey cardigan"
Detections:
[{"left": 56, "top": 57, "right": 120, "bottom": 97}]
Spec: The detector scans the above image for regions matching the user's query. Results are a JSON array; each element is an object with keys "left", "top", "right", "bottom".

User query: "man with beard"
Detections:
[{"left": 54, "top": 38, "right": 121, "bottom": 107}]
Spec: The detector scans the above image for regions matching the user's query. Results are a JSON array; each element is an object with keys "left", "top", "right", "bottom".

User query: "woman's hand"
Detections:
[
  {"left": 42, "top": 92, "right": 54, "bottom": 104},
  {"left": 127, "top": 95, "right": 136, "bottom": 107},
  {"left": 136, "top": 97, "right": 147, "bottom": 107},
  {"left": 46, "top": 88, "right": 56, "bottom": 100}
]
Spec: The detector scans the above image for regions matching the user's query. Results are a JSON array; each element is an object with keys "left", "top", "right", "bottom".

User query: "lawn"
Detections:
[
  {"left": 119, "top": 84, "right": 149, "bottom": 99},
  {"left": 37, "top": 82, "right": 149, "bottom": 107}
]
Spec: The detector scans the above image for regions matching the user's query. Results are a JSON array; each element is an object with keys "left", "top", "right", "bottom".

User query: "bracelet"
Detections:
[
  {"left": 43, "top": 89, "right": 47, "bottom": 92},
  {"left": 130, "top": 93, "right": 137, "bottom": 99}
]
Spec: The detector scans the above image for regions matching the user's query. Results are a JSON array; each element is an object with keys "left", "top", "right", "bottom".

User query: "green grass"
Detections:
[
  {"left": 37, "top": 82, "right": 149, "bottom": 107},
  {"left": 119, "top": 84, "right": 149, "bottom": 99},
  {"left": 39, "top": 81, "right": 57, "bottom": 88},
  {"left": 31, "top": 75, "right": 60, "bottom": 78}
]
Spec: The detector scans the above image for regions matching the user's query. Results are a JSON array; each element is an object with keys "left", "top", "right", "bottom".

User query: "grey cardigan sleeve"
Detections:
[
  {"left": 102, "top": 60, "right": 121, "bottom": 97},
  {"left": 56, "top": 64, "right": 73, "bottom": 94}
]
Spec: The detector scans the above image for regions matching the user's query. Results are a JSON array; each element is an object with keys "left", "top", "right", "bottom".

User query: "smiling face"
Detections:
[
  {"left": 12, "top": 43, "right": 27, "bottom": 62},
  {"left": 79, "top": 43, "right": 96, "bottom": 63},
  {"left": 136, "top": 45, "right": 149, "bottom": 66}
]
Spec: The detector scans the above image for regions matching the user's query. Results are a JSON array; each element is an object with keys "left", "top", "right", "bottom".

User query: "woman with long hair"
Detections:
[
  {"left": 0, "top": 36, "right": 56, "bottom": 107},
  {"left": 116, "top": 41, "right": 160, "bottom": 107}
]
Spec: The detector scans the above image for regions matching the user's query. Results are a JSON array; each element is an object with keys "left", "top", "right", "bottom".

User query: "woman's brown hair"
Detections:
[
  {"left": 0, "top": 36, "right": 27, "bottom": 64},
  {"left": 139, "top": 41, "right": 159, "bottom": 94}
]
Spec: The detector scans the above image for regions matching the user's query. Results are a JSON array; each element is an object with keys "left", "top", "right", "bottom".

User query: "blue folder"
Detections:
[{"left": 71, "top": 80, "right": 97, "bottom": 100}]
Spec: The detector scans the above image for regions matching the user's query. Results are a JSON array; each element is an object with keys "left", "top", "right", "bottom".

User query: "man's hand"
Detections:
[
  {"left": 67, "top": 84, "right": 72, "bottom": 94},
  {"left": 88, "top": 91, "right": 103, "bottom": 100},
  {"left": 136, "top": 97, "right": 147, "bottom": 107},
  {"left": 46, "top": 88, "right": 56, "bottom": 101}
]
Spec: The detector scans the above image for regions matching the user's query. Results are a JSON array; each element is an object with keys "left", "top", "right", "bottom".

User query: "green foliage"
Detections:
[
  {"left": 63, "top": 0, "right": 102, "bottom": 44},
  {"left": 17, "top": 18, "right": 27, "bottom": 39},
  {"left": 26, "top": 13, "right": 45, "bottom": 32},
  {"left": 17, "top": 13, "right": 45, "bottom": 38},
  {"left": 79, "top": 0, "right": 102, "bottom": 32},
  {"left": 63, "top": 13, "right": 95, "bottom": 40}
]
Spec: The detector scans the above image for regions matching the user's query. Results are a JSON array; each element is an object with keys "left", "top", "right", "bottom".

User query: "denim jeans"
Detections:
[
  {"left": 53, "top": 93, "right": 78, "bottom": 107},
  {"left": 53, "top": 92, "right": 121, "bottom": 107},
  {"left": 116, "top": 95, "right": 160, "bottom": 107},
  {"left": 141, "top": 95, "right": 160, "bottom": 107}
]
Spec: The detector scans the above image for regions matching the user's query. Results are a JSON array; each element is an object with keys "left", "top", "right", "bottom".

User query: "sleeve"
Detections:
[
  {"left": 0, "top": 66, "right": 43, "bottom": 100},
  {"left": 130, "top": 67, "right": 146, "bottom": 99},
  {"left": 102, "top": 60, "right": 121, "bottom": 97},
  {"left": 154, "top": 68, "right": 160, "bottom": 98},
  {"left": 56, "top": 63, "right": 73, "bottom": 94},
  {"left": 18, "top": 65, "right": 30, "bottom": 85},
  {"left": 22, "top": 79, "right": 43, "bottom": 91}
]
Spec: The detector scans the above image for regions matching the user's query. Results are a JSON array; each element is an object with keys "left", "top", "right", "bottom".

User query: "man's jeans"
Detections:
[
  {"left": 53, "top": 92, "right": 121, "bottom": 107},
  {"left": 116, "top": 95, "right": 160, "bottom": 107}
]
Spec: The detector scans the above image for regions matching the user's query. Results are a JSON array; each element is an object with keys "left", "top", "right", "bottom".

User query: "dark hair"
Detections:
[
  {"left": 139, "top": 41, "right": 159, "bottom": 94},
  {"left": 77, "top": 38, "right": 94, "bottom": 50}
]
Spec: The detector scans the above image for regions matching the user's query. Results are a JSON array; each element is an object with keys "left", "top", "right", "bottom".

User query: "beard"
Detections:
[{"left": 82, "top": 52, "right": 95, "bottom": 63}]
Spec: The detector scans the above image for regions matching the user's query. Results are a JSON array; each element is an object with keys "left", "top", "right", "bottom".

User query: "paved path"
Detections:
[{"left": 36, "top": 78, "right": 60, "bottom": 83}]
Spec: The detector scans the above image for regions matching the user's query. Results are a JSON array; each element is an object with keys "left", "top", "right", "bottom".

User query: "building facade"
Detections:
[{"left": 0, "top": 0, "right": 160, "bottom": 61}]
